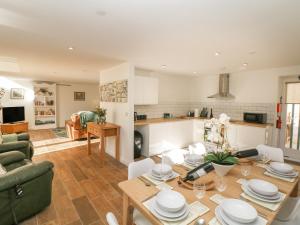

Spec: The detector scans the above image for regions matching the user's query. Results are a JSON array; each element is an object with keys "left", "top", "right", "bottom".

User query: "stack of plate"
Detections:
[
  {"left": 150, "top": 190, "right": 189, "bottom": 222},
  {"left": 184, "top": 153, "right": 203, "bottom": 167},
  {"left": 150, "top": 164, "right": 177, "bottom": 181},
  {"left": 266, "top": 162, "right": 298, "bottom": 178},
  {"left": 241, "top": 179, "right": 282, "bottom": 203},
  {"left": 215, "top": 199, "right": 259, "bottom": 225}
]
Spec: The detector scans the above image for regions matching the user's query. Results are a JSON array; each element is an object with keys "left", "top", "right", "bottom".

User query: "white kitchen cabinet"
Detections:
[
  {"left": 193, "top": 120, "right": 205, "bottom": 143},
  {"left": 146, "top": 120, "right": 193, "bottom": 156},
  {"left": 134, "top": 76, "right": 158, "bottom": 105}
]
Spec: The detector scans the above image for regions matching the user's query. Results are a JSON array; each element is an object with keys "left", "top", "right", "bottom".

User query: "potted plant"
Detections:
[
  {"left": 204, "top": 150, "right": 238, "bottom": 176},
  {"left": 204, "top": 113, "right": 238, "bottom": 176},
  {"left": 94, "top": 106, "right": 107, "bottom": 124}
]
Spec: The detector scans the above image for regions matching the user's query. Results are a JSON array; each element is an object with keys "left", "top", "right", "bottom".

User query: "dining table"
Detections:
[{"left": 118, "top": 160, "right": 299, "bottom": 225}]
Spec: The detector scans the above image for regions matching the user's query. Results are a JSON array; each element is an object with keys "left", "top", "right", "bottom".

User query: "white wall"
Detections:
[
  {"left": 0, "top": 76, "right": 99, "bottom": 129},
  {"left": 190, "top": 65, "right": 300, "bottom": 103},
  {"left": 0, "top": 77, "right": 35, "bottom": 126},
  {"left": 57, "top": 83, "right": 99, "bottom": 127},
  {"left": 135, "top": 69, "right": 193, "bottom": 103},
  {"left": 100, "top": 63, "right": 134, "bottom": 165}
]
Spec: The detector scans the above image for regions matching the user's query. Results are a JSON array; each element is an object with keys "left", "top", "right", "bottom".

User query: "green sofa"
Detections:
[
  {"left": 0, "top": 133, "right": 34, "bottom": 159},
  {"left": 0, "top": 151, "right": 54, "bottom": 225}
]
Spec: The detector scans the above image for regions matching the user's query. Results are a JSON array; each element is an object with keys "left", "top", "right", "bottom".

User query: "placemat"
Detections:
[
  {"left": 143, "top": 196, "right": 209, "bottom": 225},
  {"left": 264, "top": 171, "right": 296, "bottom": 182}
]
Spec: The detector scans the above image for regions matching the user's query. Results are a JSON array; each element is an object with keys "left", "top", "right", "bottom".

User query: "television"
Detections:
[{"left": 2, "top": 106, "right": 25, "bottom": 123}]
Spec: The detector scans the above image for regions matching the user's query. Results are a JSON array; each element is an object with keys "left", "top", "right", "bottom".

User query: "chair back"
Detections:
[
  {"left": 256, "top": 144, "right": 284, "bottom": 162},
  {"left": 189, "top": 142, "right": 206, "bottom": 155},
  {"left": 128, "top": 158, "right": 155, "bottom": 179},
  {"left": 106, "top": 212, "right": 119, "bottom": 225}
]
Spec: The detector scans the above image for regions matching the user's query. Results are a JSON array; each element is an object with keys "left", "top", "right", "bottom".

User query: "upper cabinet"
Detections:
[{"left": 134, "top": 76, "right": 159, "bottom": 105}]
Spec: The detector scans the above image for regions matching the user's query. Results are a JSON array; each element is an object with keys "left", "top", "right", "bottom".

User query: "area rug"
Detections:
[{"left": 52, "top": 127, "right": 68, "bottom": 138}]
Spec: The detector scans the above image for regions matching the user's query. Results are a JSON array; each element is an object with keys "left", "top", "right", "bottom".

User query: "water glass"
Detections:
[
  {"left": 241, "top": 164, "right": 251, "bottom": 177},
  {"left": 193, "top": 181, "right": 206, "bottom": 199},
  {"left": 214, "top": 176, "right": 227, "bottom": 192}
]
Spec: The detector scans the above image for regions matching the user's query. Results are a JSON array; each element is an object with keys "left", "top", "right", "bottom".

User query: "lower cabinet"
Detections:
[{"left": 135, "top": 119, "right": 273, "bottom": 157}]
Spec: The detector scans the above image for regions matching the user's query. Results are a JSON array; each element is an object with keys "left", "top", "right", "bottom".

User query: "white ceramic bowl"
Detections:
[
  {"left": 152, "top": 164, "right": 172, "bottom": 176},
  {"left": 220, "top": 199, "right": 258, "bottom": 223},
  {"left": 270, "top": 162, "right": 293, "bottom": 174},
  {"left": 155, "top": 190, "right": 186, "bottom": 212},
  {"left": 248, "top": 179, "right": 278, "bottom": 196}
]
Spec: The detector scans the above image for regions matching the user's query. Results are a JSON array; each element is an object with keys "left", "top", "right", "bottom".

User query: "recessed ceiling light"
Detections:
[
  {"left": 215, "top": 52, "right": 220, "bottom": 56},
  {"left": 68, "top": 47, "right": 74, "bottom": 51},
  {"left": 161, "top": 65, "right": 167, "bottom": 69},
  {"left": 243, "top": 63, "right": 248, "bottom": 66},
  {"left": 193, "top": 71, "right": 197, "bottom": 74}
]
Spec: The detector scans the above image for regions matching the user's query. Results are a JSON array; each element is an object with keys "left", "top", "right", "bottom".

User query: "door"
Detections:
[{"left": 279, "top": 76, "right": 300, "bottom": 161}]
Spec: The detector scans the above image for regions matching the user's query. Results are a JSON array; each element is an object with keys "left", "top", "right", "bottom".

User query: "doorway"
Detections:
[{"left": 279, "top": 76, "right": 300, "bottom": 161}]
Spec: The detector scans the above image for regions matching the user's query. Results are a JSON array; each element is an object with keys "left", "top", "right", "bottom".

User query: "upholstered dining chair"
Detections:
[
  {"left": 256, "top": 144, "right": 284, "bottom": 162},
  {"left": 128, "top": 158, "right": 154, "bottom": 225},
  {"left": 106, "top": 212, "right": 119, "bottom": 225}
]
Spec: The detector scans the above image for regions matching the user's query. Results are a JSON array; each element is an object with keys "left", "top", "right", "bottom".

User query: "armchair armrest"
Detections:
[
  {"left": 0, "top": 141, "right": 29, "bottom": 153},
  {"left": 0, "top": 161, "right": 54, "bottom": 191},
  {"left": 0, "top": 151, "right": 26, "bottom": 166},
  {"left": 17, "top": 133, "right": 30, "bottom": 141}
]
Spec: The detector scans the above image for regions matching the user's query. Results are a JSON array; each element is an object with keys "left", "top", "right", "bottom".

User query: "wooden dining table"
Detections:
[{"left": 118, "top": 162, "right": 299, "bottom": 225}]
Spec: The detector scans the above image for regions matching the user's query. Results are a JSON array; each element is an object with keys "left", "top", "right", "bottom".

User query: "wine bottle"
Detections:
[
  {"left": 233, "top": 149, "right": 258, "bottom": 158},
  {"left": 183, "top": 162, "right": 214, "bottom": 181}
]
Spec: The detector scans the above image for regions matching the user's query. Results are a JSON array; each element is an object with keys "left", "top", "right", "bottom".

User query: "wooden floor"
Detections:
[{"left": 21, "top": 130, "right": 128, "bottom": 225}]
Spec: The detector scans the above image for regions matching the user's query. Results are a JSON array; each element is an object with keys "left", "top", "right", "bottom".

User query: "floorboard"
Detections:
[{"left": 20, "top": 130, "right": 128, "bottom": 225}]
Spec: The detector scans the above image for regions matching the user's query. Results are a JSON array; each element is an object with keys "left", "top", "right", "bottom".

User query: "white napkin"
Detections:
[
  {"left": 264, "top": 171, "right": 296, "bottom": 183},
  {"left": 143, "top": 197, "right": 209, "bottom": 225},
  {"left": 210, "top": 194, "right": 227, "bottom": 205}
]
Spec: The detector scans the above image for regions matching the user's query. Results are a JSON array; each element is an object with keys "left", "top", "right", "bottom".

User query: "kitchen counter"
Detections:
[{"left": 134, "top": 116, "right": 273, "bottom": 128}]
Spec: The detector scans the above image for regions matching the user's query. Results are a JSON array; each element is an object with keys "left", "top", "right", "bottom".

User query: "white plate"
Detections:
[
  {"left": 248, "top": 179, "right": 278, "bottom": 196},
  {"left": 266, "top": 167, "right": 298, "bottom": 178},
  {"left": 149, "top": 198, "right": 189, "bottom": 222},
  {"left": 149, "top": 171, "right": 177, "bottom": 181},
  {"left": 153, "top": 199, "right": 188, "bottom": 218},
  {"left": 220, "top": 199, "right": 257, "bottom": 223},
  {"left": 152, "top": 164, "right": 172, "bottom": 176},
  {"left": 156, "top": 190, "right": 186, "bottom": 212},
  {"left": 215, "top": 206, "right": 265, "bottom": 225},
  {"left": 246, "top": 184, "right": 281, "bottom": 200},
  {"left": 241, "top": 184, "right": 282, "bottom": 203},
  {"left": 270, "top": 162, "right": 293, "bottom": 174}
]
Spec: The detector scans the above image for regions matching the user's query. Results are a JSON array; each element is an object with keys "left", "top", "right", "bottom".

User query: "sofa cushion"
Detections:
[
  {"left": 2, "top": 134, "right": 18, "bottom": 143},
  {"left": 0, "top": 131, "right": 2, "bottom": 144},
  {"left": 0, "top": 164, "right": 7, "bottom": 176}
]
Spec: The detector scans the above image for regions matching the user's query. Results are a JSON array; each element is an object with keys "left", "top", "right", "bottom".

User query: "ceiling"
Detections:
[{"left": 0, "top": 0, "right": 300, "bottom": 83}]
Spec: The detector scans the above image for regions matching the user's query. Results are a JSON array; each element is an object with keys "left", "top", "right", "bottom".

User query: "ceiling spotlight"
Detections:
[
  {"left": 243, "top": 63, "right": 248, "bottom": 66},
  {"left": 161, "top": 65, "right": 167, "bottom": 69},
  {"left": 193, "top": 71, "right": 197, "bottom": 74},
  {"left": 68, "top": 47, "right": 74, "bottom": 51},
  {"left": 215, "top": 52, "right": 220, "bottom": 56}
]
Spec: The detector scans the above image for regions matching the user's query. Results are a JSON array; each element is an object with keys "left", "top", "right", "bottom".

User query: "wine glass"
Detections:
[
  {"left": 193, "top": 180, "right": 206, "bottom": 199},
  {"left": 241, "top": 164, "right": 251, "bottom": 177},
  {"left": 214, "top": 175, "right": 227, "bottom": 192},
  {"left": 261, "top": 151, "right": 270, "bottom": 164}
]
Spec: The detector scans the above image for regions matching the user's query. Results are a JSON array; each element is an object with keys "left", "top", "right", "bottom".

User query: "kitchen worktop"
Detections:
[{"left": 134, "top": 116, "right": 273, "bottom": 128}]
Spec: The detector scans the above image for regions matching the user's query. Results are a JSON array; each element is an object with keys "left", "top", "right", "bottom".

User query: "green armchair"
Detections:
[
  {"left": 0, "top": 133, "right": 33, "bottom": 159},
  {"left": 0, "top": 151, "right": 54, "bottom": 225}
]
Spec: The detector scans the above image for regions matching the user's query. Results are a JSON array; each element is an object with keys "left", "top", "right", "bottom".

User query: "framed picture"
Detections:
[
  {"left": 74, "top": 92, "right": 85, "bottom": 101},
  {"left": 10, "top": 88, "right": 24, "bottom": 99}
]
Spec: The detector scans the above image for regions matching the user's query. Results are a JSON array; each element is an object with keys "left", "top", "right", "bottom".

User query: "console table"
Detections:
[
  {"left": 0, "top": 122, "right": 29, "bottom": 134},
  {"left": 87, "top": 122, "right": 120, "bottom": 164}
]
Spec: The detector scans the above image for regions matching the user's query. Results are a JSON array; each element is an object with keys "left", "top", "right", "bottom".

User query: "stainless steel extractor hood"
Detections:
[{"left": 208, "top": 73, "right": 235, "bottom": 99}]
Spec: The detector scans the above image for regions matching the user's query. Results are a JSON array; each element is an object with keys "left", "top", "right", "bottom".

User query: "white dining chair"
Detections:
[
  {"left": 106, "top": 212, "right": 119, "bottom": 225},
  {"left": 272, "top": 197, "right": 300, "bottom": 224},
  {"left": 256, "top": 144, "right": 284, "bottom": 162},
  {"left": 128, "top": 158, "right": 154, "bottom": 225},
  {"left": 161, "top": 148, "right": 186, "bottom": 166},
  {"left": 189, "top": 142, "right": 206, "bottom": 155}
]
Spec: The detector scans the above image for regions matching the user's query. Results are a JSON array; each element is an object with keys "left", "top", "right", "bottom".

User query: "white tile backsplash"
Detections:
[{"left": 135, "top": 102, "right": 275, "bottom": 124}]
